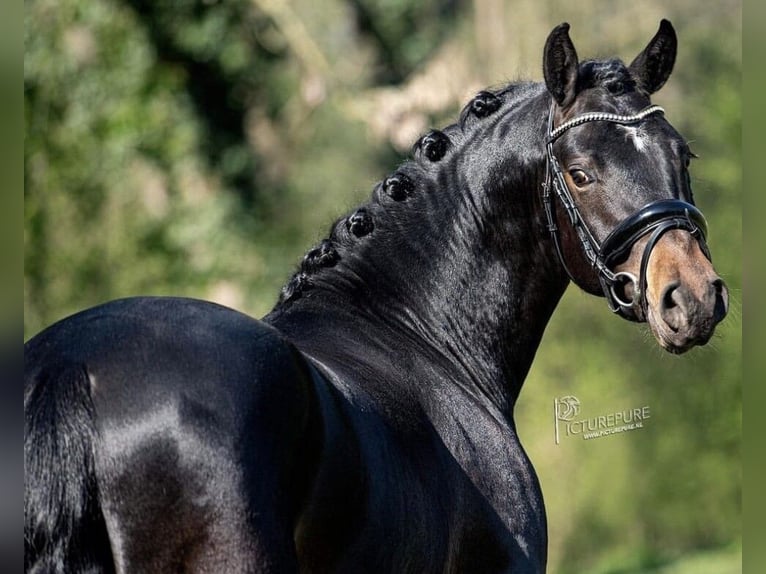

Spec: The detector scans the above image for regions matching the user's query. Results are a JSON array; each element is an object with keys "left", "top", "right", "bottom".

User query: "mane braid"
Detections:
[{"left": 274, "top": 82, "right": 529, "bottom": 308}]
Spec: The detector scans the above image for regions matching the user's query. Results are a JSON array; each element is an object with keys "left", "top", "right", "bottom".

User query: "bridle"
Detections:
[{"left": 542, "top": 102, "right": 711, "bottom": 321}]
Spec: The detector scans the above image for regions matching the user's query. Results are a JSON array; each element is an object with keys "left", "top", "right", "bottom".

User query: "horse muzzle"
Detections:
[{"left": 613, "top": 225, "right": 729, "bottom": 354}]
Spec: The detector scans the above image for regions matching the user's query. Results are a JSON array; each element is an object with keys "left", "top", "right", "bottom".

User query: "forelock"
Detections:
[{"left": 577, "top": 59, "right": 637, "bottom": 95}]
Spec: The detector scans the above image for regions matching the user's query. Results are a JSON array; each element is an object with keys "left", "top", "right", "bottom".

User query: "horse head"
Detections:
[{"left": 542, "top": 20, "right": 728, "bottom": 353}]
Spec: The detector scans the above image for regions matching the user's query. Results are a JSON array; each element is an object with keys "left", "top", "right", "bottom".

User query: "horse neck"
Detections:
[{"left": 266, "top": 86, "right": 568, "bottom": 414}]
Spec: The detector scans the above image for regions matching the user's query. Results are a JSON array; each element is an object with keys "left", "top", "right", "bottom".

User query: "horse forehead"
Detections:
[
  {"left": 618, "top": 125, "right": 649, "bottom": 153},
  {"left": 575, "top": 118, "right": 680, "bottom": 163},
  {"left": 617, "top": 120, "right": 684, "bottom": 160}
]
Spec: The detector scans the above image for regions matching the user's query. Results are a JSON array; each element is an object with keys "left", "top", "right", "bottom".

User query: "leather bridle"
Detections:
[{"left": 542, "top": 102, "right": 711, "bottom": 321}]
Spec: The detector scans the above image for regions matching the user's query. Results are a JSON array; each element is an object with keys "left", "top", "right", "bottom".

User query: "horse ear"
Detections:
[
  {"left": 543, "top": 23, "right": 579, "bottom": 107},
  {"left": 629, "top": 19, "right": 677, "bottom": 94}
]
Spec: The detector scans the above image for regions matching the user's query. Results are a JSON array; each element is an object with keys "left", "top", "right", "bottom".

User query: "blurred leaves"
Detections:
[
  {"left": 349, "top": 0, "right": 461, "bottom": 83},
  {"left": 24, "top": 1, "right": 741, "bottom": 572}
]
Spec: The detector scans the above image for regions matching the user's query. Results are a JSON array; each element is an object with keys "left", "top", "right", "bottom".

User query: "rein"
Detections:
[{"left": 542, "top": 102, "right": 711, "bottom": 320}]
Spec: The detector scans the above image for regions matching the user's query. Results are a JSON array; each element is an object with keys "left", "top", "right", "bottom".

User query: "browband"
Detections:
[{"left": 548, "top": 105, "right": 665, "bottom": 143}]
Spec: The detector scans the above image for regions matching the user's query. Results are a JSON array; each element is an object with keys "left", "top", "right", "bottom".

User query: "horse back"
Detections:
[{"left": 24, "top": 296, "right": 321, "bottom": 572}]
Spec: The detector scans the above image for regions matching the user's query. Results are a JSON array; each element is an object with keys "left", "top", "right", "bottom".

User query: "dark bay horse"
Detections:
[{"left": 25, "top": 21, "right": 728, "bottom": 573}]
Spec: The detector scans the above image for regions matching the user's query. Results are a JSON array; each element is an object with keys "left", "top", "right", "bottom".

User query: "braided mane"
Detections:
[
  {"left": 272, "top": 58, "right": 646, "bottom": 311},
  {"left": 271, "top": 82, "right": 557, "bottom": 309},
  {"left": 273, "top": 82, "right": 542, "bottom": 308}
]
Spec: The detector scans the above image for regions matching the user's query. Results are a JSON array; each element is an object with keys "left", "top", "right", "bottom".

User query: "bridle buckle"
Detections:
[{"left": 609, "top": 271, "right": 640, "bottom": 310}]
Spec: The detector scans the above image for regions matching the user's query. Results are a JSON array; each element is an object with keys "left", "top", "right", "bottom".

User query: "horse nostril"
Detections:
[
  {"left": 660, "top": 281, "right": 683, "bottom": 331},
  {"left": 712, "top": 278, "right": 726, "bottom": 297},
  {"left": 661, "top": 281, "right": 681, "bottom": 310},
  {"left": 711, "top": 278, "right": 729, "bottom": 323}
]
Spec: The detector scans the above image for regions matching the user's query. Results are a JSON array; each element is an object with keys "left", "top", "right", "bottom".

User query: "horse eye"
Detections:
[{"left": 569, "top": 169, "right": 591, "bottom": 187}]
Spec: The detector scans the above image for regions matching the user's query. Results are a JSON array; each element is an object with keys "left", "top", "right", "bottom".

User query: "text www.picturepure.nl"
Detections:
[{"left": 582, "top": 421, "right": 644, "bottom": 440}]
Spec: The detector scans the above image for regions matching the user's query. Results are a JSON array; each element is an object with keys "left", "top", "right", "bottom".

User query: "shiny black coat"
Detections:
[{"left": 25, "top": 21, "right": 687, "bottom": 573}]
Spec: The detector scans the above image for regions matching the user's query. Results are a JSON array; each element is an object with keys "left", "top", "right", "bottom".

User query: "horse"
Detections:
[{"left": 24, "top": 20, "right": 728, "bottom": 573}]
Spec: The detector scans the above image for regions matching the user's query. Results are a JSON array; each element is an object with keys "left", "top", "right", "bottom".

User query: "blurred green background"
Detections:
[{"left": 24, "top": 0, "right": 741, "bottom": 572}]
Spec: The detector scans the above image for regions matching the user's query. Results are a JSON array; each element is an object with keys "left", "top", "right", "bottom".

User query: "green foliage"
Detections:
[
  {"left": 24, "top": 1, "right": 741, "bottom": 571},
  {"left": 351, "top": 0, "right": 460, "bottom": 82},
  {"left": 25, "top": 0, "right": 251, "bottom": 331}
]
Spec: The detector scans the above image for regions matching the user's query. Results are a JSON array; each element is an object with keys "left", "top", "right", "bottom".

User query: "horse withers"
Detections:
[{"left": 24, "top": 20, "right": 727, "bottom": 573}]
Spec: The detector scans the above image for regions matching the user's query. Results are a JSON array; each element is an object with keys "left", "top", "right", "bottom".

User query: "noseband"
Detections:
[{"left": 542, "top": 103, "right": 711, "bottom": 321}]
